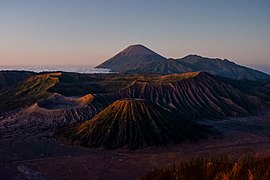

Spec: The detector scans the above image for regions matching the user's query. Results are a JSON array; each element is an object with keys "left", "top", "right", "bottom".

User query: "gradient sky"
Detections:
[{"left": 0, "top": 0, "right": 269, "bottom": 68}]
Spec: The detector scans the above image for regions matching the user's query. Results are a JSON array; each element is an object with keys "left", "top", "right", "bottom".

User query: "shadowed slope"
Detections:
[
  {"left": 0, "top": 72, "right": 108, "bottom": 127},
  {"left": 177, "top": 55, "right": 270, "bottom": 80},
  {"left": 134, "top": 55, "right": 270, "bottom": 80},
  {"left": 129, "top": 58, "right": 193, "bottom": 74},
  {"left": 48, "top": 72, "right": 200, "bottom": 96},
  {"left": 101, "top": 72, "right": 265, "bottom": 119},
  {"left": 1, "top": 71, "right": 268, "bottom": 126},
  {"left": 96, "top": 44, "right": 166, "bottom": 72},
  {"left": 38, "top": 93, "right": 94, "bottom": 109},
  {"left": 97, "top": 44, "right": 270, "bottom": 80},
  {"left": 215, "top": 76, "right": 270, "bottom": 103},
  {"left": 0, "top": 72, "right": 60, "bottom": 113},
  {"left": 61, "top": 99, "right": 209, "bottom": 149},
  {"left": 48, "top": 72, "right": 159, "bottom": 96},
  {"left": 0, "top": 71, "right": 35, "bottom": 92}
]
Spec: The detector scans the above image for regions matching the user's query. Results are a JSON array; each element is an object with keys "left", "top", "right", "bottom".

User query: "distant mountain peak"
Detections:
[
  {"left": 96, "top": 44, "right": 270, "bottom": 80},
  {"left": 96, "top": 44, "right": 166, "bottom": 71},
  {"left": 181, "top": 55, "right": 235, "bottom": 64},
  {"left": 119, "top": 44, "right": 161, "bottom": 56},
  {"left": 182, "top": 54, "right": 203, "bottom": 59}
]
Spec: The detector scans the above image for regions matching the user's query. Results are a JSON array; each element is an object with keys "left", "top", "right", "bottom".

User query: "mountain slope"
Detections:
[
  {"left": 1, "top": 71, "right": 268, "bottom": 120},
  {"left": 1, "top": 71, "right": 269, "bottom": 141},
  {"left": 98, "top": 72, "right": 266, "bottom": 119},
  {"left": 60, "top": 99, "right": 210, "bottom": 149},
  {"left": 96, "top": 44, "right": 166, "bottom": 72},
  {"left": 96, "top": 44, "right": 270, "bottom": 80},
  {"left": 215, "top": 76, "right": 270, "bottom": 103},
  {"left": 0, "top": 72, "right": 60, "bottom": 113},
  {"left": 0, "top": 71, "right": 35, "bottom": 92},
  {"left": 177, "top": 55, "right": 270, "bottom": 80},
  {"left": 130, "top": 55, "right": 270, "bottom": 80},
  {"left": 129, "top": 58, "right": 193, "bottom": 74}
]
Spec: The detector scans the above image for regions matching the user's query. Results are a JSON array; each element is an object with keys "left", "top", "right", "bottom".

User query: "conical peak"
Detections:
[
  {"left": 182, "top": 54, "right": 203, "bottom": 59},
  {"left": 119, "top": 44, "right": 161, "bottom": 56}
]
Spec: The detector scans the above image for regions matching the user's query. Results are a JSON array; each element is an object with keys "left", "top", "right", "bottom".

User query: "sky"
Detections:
[{"left": 0, "top": 0, "right": 269, "bottom": 70}]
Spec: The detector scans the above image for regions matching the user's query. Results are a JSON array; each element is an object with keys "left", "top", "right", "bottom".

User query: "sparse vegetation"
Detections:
[
  {"left": 0, "top": 71, "right": 35, "bottom": 92},
  {"left": 139, "top": 156, "right": 270, "bottom": 180},
  {"left": 0, "top": 73, "right": 60, "bottom": 113},
  {"left": 60, "top": 99, "right": 211, "bottom": 149}
]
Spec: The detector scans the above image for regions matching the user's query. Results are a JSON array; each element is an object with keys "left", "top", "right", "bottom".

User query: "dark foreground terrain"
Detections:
[
  {"left": 0, "top": 71, "right": 270, "bottom": 179},
  {"left": 1, "top": 112, "right": 270, "bottom": 179},
  {"left": 141, "top": 156, "right": 270, "bottom": 180}
]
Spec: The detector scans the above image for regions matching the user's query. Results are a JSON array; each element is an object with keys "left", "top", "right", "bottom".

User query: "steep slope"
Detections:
[
  {"left": 14, "top": 95, "right": 106, "bottom": 130},
  {"left": 1, "top": 71, "right": 267, "bottom": 120},
  {"left": 130, "top": 55, "right": 270, "bottom": 80},
  {"left": 99, "top": 72, "right": 265, "bottom": 119},
  {"left": 37, "top": 93, "right": 94, "bottom": 109},
  {"left": 96, "top": 44, "right": 166, "bottom": 72},
  {"left": 129, "top": 58, "right": 193, "bottom": 74},
  {"left": 0, "top": 97, "right": 106, "bottom": 140},
  {"left": 61, "top": 99, "right": 210, "bottom": 149},
  {"left": 177, "top": 55, "right": 270, "bottom": 80},
  {"left": 48, "top": 72, "right": 157, "bottom": 96},
  {"left": 0, "top": 72, "right": 60, "bottom": 113},
  {"left": 0, "top": 72, "right": 109, "bottom": 128},
  {"left": 96, "top": 44, "right": 270, "bottom": 80},
  {"left": 0, "top": 71, "right": 35, "bottom": 92},
  {"left": 215, "top": 76, "right": 270, "bottom": 103},
  {"left": 1, "top": 71, "right": 269, "bottom": 142}
]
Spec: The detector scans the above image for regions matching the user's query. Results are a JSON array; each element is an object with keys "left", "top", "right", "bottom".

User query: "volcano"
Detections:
[
  {"left": 96, "top": 44, "right": 166, "bottom": 72},
  {"left": 61, "top": 99, "right": 209, "bottom": 149},
  {"left": 97, "top": 45, "right": 270, "bottom": 80}
]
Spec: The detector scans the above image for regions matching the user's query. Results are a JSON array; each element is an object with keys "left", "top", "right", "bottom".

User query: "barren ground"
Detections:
[{"left": 1, "top": 111, "right": 270, "bottom": 179}]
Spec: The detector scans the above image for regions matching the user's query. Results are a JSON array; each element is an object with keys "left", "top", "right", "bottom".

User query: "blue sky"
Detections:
[{"left": 0, "top": 0, "right": 269, "bottom": 68}]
